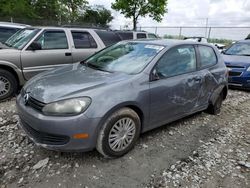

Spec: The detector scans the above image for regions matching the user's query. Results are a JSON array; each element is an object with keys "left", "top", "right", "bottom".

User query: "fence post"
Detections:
[
  {"left": 179, "top": 27, "right": 182, "bottom": 39},
  {"left": 208, "top": 27, "right": 212, "bottom": 40},
  {"left": 155, "top": 27, "right": 158, "bottom": 34}
]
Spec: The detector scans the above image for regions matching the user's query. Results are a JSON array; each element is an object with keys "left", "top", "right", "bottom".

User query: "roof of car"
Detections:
[
  {"left": 129, "top": 39, "right": 204, "bottom": 47},
  {"left": 0, "top": 22, "right": 30, "bottom": 28},
  {"left": 27, "top": 26, "right": 110, "bottom": 31},
  {"left": 237, "top": 39, "right": 250, "bottom": 43}
]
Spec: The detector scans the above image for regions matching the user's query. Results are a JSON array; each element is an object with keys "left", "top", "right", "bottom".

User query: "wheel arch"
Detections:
[
  {"left": 209, "top": 84, "right": 227, "bottom": 105},
  {"left": 0, "top": 64, "right": 22, "bottom": 87},
  {"left": 96, "top": 102, "right": 145, "bottom": 136}
]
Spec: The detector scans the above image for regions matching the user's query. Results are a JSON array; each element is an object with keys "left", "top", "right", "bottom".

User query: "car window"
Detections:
[
  {"left": 116, "top": 32, "right": 133, "bottom": 40},
  {"left": 0, "top": 27, "right": 19, "bottom": 43},
  {"left": 225, "top": 42, "right": 250, "bottom": 56},
  {"left": 86, "top": 42, "right": 164, "bottom": 74},
  {"left": 95, "top": 30, "right": 121, "bottom": 46},
  {"left": 148, "top": 33, "right": 158, "bottom": 39},
  {"left": 137, "top": 33, "right": 147, "bottom": 39},
  {"left": 71, "top": 31, "right": 97, "bottom": 49},
  {"left": 198, "top": 46, "right": 217, "bottom": 68},
  {"left": 5, "top": 28, "right": 40, "bottom": 50},
  {"left": 35, "top": 30, "right": 68, "bottom": 50},
  {"left": 155, "top": 45, "right": 196, "bottom": 78}
]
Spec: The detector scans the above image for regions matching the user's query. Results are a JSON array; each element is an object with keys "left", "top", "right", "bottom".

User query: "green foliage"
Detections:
[
  {"left": 32, "top": 0, "right": 60, "bottom": 20},
  {"left": 79, "top": 5, "right": 113, "bottom": 27},
  {"left": 112, "top": 0, "right": 168, "bottom": 30},
  {"left": 0, "top": 0, "right": 36, "bottom": 18},
  {"left": 59, "top": 0, "right": 88, "bottom": 22},
  {"left": 207, "top": 38, "right": 233, "bottom": 46},
  {"left": 164, "top": 34, "right": 185, "bottom": 39}
]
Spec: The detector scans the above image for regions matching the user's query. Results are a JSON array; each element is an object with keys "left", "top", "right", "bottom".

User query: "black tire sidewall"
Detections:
[
  {"left": 0, "top": 69, "right": 17, "bottom": 101},
  {"left": 101, "top": 109, "right": 141, "bottom": 157}
]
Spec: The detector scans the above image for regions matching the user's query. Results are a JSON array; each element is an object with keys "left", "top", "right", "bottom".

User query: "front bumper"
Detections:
[
  {"left": 16, "top": 95, "right": 102, "bottom": 152},
  {"left": 228, "top": 75, "right": 250, "bottom": 89}
]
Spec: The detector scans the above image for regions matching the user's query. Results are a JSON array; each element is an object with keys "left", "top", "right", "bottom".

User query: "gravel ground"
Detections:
[{"left": 0, "top": 90, "right": 250, "bottom": 188}]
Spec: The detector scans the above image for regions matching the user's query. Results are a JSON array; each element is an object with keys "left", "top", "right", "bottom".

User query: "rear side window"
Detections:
[
  {"left": 95, "top": 30, "right": 121, "bottom": 46},
  {"left": 198, "top": 46, "right": 217, "bottom": 68},
  {"left": 35, "top": 30, "right": 68, "bottom": 50},
  {"left": 137, "top": 33, "right": 147, "bottom": 39},
  {"left": 116, "top": 32, "right": 133, "bottom": 40},
  {"left": 156, "top": 45, "right": 196, "bottom": 78},
  {"left": 0, "top": 27, "right": 19, "bottom": 43},
  {"left": 71, "top": 31, "right": 97, "bottom": 49},
  {"left": 148, "top": 33, "right": 158, "bottom": 39}
]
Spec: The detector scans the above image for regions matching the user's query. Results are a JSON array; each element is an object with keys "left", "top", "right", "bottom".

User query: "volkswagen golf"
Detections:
[{"left": 17, "top": 39, "right": 228, "bottom": 158}]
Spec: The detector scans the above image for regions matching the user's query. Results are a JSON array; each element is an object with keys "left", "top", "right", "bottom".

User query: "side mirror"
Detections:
[
  {"left": 221, "top": 50, "right": 225, "bottom": 54},
  {"left": 151, "top": 69, "right": 160, "bottom": 81},
  {"left": 29, "top": 41, "right": 42, "bottom": 51}
]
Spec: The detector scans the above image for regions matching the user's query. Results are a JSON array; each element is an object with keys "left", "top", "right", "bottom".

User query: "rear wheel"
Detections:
[
  {"left": 0, "top": 69, "right": 18, "bottom": 102},
  {"left": 96, "top": 108, "right": 141, "bottom": 158},
  {"left": 207, "top": 92, "right": 223, "bottom": 115}
]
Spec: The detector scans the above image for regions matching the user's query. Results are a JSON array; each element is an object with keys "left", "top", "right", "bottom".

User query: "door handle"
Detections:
[
  {"left": 194, "top": 77, "right": 202, "bottom": 82},
  {"left": 65, "top": 52, "right": 72, "bottom": 56}
]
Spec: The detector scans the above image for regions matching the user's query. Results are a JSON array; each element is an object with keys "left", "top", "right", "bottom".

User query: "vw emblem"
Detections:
[{"left": 24, "top": 93, "right": 30, "bottom": 105}]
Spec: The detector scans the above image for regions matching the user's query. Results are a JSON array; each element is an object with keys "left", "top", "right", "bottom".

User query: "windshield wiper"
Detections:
[
  {"left": 239, "top": 54, "right": 250, "bottom": 56},
  {"left": 86, "top": 63, "right": 113, "bottom": 73}
]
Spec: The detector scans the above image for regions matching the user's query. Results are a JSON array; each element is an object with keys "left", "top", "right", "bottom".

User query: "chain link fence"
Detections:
[{"left": 139, "top": 26, "right": 250, "bottom": 41}]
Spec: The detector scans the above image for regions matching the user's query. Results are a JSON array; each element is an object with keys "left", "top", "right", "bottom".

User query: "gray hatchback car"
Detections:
[{"left": 17, "top": 39, "right": 228, "bottom": 158}]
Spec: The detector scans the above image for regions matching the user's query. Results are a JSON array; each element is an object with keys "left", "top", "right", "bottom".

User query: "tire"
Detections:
[
  {"left": 207, "top": 92, "right": 223, "bottom": 115},
  {"left": 96, "top": 108, "right": 141, "bottom": 158},
  {"left": 0, "top": 69, "right": 18, "bottom": 102}
]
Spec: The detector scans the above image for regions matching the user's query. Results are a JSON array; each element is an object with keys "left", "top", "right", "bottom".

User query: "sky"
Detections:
[{"left": 88, "top": 0, "right": 250, "bottom": 40}]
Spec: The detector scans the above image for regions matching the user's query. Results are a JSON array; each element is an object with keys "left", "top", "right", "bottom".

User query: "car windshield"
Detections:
[
  {"left": 5, "top": 28, "right": 40, "bottom": 49},
  {"left": 225, "top": 43, "right": 250, "bottom": 56},
  {"left": 85, "top": 42, "right": 164, "bottom": 74}
]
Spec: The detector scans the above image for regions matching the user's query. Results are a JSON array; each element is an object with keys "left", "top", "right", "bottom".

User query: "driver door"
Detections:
[{"left": 149, "top": 45, "right": 203, "bottom": 127}]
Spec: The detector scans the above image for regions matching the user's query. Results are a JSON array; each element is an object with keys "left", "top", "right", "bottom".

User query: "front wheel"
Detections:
[
  {"left": 0, "top": 69, "right": 18, "bottom": 102},
  {"left": 96, "top": 108, "right": 141, "bottom": 158}
]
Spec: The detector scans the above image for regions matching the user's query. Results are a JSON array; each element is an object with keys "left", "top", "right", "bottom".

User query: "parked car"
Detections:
[
  {"left": 222, "top": 40, "right": 250, "bottom": 89},
  {"left": 17, "top": 39, "right": 228, "bottom": 158},
  {"left": 0, "top": 22, "right": 29, "bottom": 48},
  {"left": 184, "top": 37, "right": 226, "bottom": 52},
  {"left": 115, "top": 30, "right": 158, "bottom": 40},
  {"left": 0, "top": 26, "right": 121, "bottom": 101},
  {"left": 184, "top": 37, "right": 208, "bottom": 43}
]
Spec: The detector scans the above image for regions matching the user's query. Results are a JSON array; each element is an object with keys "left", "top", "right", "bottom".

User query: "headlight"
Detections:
[
  {"left": 247, "top": 67, "right": 250, "bottom": 72},
  {"left": 42, "top": 97, "right": 91, "bottom": 116}
]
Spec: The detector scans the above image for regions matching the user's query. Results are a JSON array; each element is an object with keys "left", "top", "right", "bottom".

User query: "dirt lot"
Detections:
[{"left": 0, "top": 90, "right": 250, "bottom": 188}]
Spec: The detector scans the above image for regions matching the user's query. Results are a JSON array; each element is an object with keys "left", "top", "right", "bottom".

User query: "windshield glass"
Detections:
[
  {"left": 5, "top": 28, "right": 40, "bottom": 49},
  {"left": 85, "top": 42, "right": 164, "bottom": 74},
  {"left": 225, "top": 43, "right": 250, "bottom": 56}
]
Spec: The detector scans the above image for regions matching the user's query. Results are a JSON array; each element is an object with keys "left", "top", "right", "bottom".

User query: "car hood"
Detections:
[
  {"left": 24, "top": 63, "right": 131, "bottom": 103},
  {"left": 0, "top": 42, "right": 11, "bottom": 49},
  {"left": 223, "top": 54, "right": 250, "bottom": 67}
]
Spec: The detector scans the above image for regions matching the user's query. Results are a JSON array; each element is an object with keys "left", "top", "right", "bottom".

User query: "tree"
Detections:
[
  {"left": 59, "top": 0, "right": 88, "bottom": 23},
  {"left": 79, "top": 5, "right": 113, "bottom": 27},
  {"left": 32, "top": 0, "right": 60, "bottom": 21},
  {"left": 111, "top": 0, "right": 168, "bottom": 30},
  {"left": 0, "top": 0, "right": 36, "bottom": 19}
]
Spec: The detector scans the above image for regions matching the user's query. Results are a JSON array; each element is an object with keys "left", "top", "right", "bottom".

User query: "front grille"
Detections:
[
  {"left": 21, "top": 119, "right": 70, "bottom": 145},
  {"left": 229, "top": 71, "right": 242, "bottom": 77},
  {"left": 27, "top": 96, "right": 45, "bottom": 111},
  {"left": 226, "top": 65, "right": 245, "bottom": 69}
]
